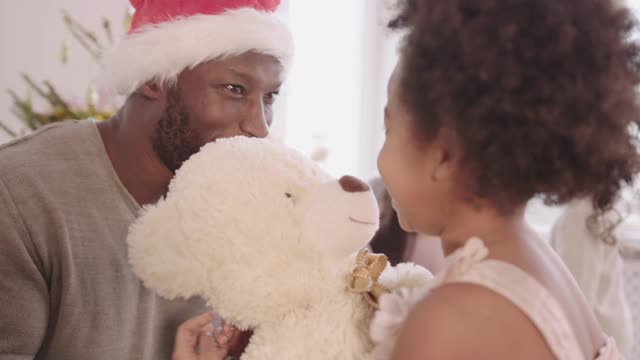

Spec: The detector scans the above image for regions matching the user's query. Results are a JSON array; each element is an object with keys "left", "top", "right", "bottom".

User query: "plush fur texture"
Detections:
[
  {"left": 370, "top": 263, "right": 434, "bottom": 360},
  {"left": 127, "top": 137, "right": 389, "bottom": 359},
  {"left": 101, "top": 8, "right": 294, "bottom": 95}
]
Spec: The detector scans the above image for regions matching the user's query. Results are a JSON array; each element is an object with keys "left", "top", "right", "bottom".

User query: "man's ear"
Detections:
[{"left": 138, "top": 81, "right": 165, "bottom": 100}]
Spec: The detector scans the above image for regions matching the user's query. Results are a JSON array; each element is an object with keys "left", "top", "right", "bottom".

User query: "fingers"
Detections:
[
  {"left": 199, "top": 331, "right": 229, "bottom": 359},
  {"left": 217, "top": 323, "right": 237, "bottom": 345},
  {"left": 199, "top": 323, "right": 236, "bottom": 360},
  {"left": 182, "top": 312, "right": 215, "bottom": 334},
  {"left": 173, "top": 312, "right": 245, "bottom": 360},
  {"left": 173, "top": 312, "right": 214, "bottom": 358}
]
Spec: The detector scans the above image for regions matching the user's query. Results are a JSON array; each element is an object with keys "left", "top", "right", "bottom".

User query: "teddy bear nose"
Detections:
[{"left": 339, "top": 175, "right": 370, "bottom": 193}]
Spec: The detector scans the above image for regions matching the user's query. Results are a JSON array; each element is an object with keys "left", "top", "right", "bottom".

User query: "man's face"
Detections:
[{"left": 152, "top": 51, "right": 284, "bottom": 172}]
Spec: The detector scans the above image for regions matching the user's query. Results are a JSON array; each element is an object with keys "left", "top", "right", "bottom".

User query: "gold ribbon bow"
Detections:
[{"left": 348, "top": 248, "right": 389, "bottom": 309}]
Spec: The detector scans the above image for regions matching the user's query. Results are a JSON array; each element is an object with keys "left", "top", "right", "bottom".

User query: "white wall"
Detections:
[
  {"left": 283, "top": 0, "right": 367, "bottom": 178},
  {"left": 283, "top": 1, "right": 398, "bottom": 181},
  {"left": 0, "top": 0, "right": 129, "bottom": 143}
]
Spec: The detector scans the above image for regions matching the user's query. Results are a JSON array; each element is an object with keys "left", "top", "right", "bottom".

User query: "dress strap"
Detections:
[{"left": 434, "top": 238, "right": 584, "bottom": 359}]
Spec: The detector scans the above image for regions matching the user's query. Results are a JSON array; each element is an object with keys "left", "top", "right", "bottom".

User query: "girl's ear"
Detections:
[{"left": 430, "top": 128, "right": 459, "bottom": 182}]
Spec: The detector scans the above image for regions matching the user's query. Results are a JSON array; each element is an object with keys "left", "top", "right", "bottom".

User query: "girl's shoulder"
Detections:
[{"left": 392, "top": 279, "right": 555, "bottom": 359}]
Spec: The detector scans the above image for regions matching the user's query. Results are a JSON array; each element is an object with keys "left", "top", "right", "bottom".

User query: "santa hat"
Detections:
[{"left": 101, "top": 0, "right": 294, "bottom": 95}]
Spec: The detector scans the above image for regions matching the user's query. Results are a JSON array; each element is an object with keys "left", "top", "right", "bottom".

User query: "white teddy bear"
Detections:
[{"left": 127, "top": 136, "right": 432, "bottom": 359}]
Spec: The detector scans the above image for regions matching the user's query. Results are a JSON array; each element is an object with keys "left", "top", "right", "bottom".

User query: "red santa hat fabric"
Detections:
[{"left": 101, "top": 0, "right": 293, "bottom": 95}]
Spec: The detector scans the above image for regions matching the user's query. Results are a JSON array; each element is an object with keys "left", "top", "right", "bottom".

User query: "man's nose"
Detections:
[
  {"left": 240, "top": 101, "right": 269, "bottom": 138},
  {"left": 339, "top": 175, "right": 370, "bottom": 193}
]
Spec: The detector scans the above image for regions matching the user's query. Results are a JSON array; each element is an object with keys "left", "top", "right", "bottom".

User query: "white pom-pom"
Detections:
[
  {"left": 369, "top": 262, "right": 434, "bottom": 359},
  {"left": 379, "top": 262, "right": 433, "bottom": 291}
]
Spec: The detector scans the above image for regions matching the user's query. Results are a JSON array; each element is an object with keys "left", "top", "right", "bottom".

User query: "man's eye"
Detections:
[
  {"left": 224, "top": 85, "right": 245, "bottom": 96},
  {"left": 264, "top": 92, "right": 279, "bottom": 105}
]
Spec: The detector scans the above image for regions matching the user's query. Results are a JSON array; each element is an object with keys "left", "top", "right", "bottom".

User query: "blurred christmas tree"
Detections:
[{"left": 0, "top": 9, "right": 132, "bottom": 138}]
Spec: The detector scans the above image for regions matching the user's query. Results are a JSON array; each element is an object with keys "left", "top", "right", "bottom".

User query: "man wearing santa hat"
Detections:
[{"left": 0, "top": 1, "right": 293, "bottom": 359}]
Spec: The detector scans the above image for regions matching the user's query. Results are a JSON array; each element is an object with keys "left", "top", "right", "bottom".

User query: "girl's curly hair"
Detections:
[{"left": 390, "top": 0, "right": 640, "bottom": 213}]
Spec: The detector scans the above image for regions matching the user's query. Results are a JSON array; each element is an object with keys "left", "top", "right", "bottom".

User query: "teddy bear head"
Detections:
[{"left": 127, "top": 137, "right": 379, "bottom": 328}]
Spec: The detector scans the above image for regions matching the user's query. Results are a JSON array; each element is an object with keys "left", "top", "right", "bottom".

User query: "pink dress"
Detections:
[
  {"left": 369, "top": 238, "right": 624, "bottom": 360},
  {"left": 431, "top": 238, "right": 624, "bottom": 359}
]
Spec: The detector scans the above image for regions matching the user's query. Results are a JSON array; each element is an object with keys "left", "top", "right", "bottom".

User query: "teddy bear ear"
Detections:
[{"left": 127, "top": 199, "right": 205, "bottom": 300}]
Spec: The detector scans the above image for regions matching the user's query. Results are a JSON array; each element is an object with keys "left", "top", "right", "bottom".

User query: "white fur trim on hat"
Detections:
[{"left": 100, "top": 8, "right": 294, "bottom": 95}]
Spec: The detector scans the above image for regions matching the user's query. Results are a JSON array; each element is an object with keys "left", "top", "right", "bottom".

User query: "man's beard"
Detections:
[{"left": 152, "top": 90, "right": 203, "bottom": 173}]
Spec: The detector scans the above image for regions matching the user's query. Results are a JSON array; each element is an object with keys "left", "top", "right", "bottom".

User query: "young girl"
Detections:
[
  {"left": 379, "top": 0, "right": 639, "bottom": 358},
  {"left": 175, "top": 0, "right": 640, "bottom": 358}
]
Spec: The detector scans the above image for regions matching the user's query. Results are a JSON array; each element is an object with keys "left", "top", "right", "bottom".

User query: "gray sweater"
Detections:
[{"left": 0, "top": 120, "right": 206, "bottom": 359}]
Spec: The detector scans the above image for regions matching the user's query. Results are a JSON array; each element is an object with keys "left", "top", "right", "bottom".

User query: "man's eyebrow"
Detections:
[
  {"left": 226, "top": 68, "right": 253, "bottom": 83},
  {"left": 223, "top": 67, "right": 282, "bottom": 90}
]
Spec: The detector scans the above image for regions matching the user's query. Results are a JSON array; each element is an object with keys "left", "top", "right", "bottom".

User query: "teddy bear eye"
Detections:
[{"left": 285, "top": 192, "right": 293, "bottom": 198}]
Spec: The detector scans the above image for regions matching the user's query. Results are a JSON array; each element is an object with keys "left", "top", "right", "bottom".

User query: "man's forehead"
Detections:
[
  {"left": 192, "top": 52, "right": 284, "bottom": 81},
  {"left": 207, "top": 51, "right": 281, "bottom": 68}
]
